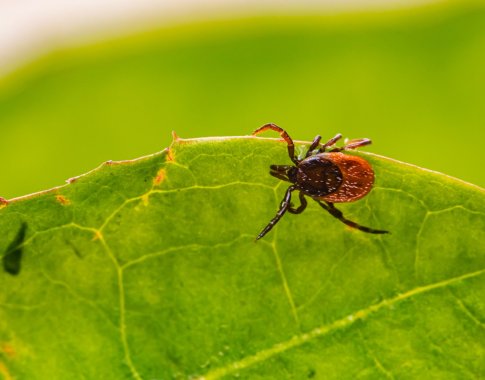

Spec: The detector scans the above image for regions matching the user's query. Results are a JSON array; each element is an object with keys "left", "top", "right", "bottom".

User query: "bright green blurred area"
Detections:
[{"left": 0, "top": 2, "right": 484, "bottom": 199}]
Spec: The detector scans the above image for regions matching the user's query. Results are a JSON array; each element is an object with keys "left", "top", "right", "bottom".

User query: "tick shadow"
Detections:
[{"left": 3, "top": 222, "right": 27, "bottom": 275}]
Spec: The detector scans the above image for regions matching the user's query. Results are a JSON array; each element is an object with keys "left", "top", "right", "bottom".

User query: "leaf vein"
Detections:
[
  {"left": 198, "top": 268, "right": 485, "bottom": 380},
  {"left": 121, "top": 234, "right": 253, "bottom": 269},
  {"left": 358, "top": 331, "right": 395, "bottom": 380},
  {"left": 97, "top": 236, "right": 141, "bottom": 380},
  {"left": 41, "top": 270, "right": 118, "bottom": 330},
  {"left": 449, "top": 290, "right": 485, "bottom": 329}
]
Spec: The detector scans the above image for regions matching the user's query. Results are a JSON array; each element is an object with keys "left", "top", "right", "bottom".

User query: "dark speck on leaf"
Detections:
[
  {"left": 307, "top": 368, "right": 316, "bottom": 378},
  {"left": 3, "top": 222, "right": 27, "bottom": 275},
  {"left": 65, "top": 239, "right": 83, "bottom": 258}
]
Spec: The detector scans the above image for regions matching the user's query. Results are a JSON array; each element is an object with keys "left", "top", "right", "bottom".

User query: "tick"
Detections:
[{"left": 253, "top": 123, "right": 389, "bottom": 240}]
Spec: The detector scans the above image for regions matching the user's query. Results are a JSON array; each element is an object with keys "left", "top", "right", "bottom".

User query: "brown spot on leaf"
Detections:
[
  {"left": 166, "top": 147, "right": 175, "bottom": 162},
  {"left": 0, "top": 197, "right": 8, "bottom": 209},
  {"left": 55, "top": 195, "right": 71, "bottom": 205},
  {"left": 153, "top": 169, "right": 166, "bottom": 186},
  {"left": 0, "top": 361, "right": 12, "bottom": 380},
  {"left": 1, "top": 343, "right": 15, "bottom": 358}
]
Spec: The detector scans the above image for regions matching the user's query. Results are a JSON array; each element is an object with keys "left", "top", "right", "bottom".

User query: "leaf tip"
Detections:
[{"left": 172, "top": 130, "right": 181, "bottom": 142}]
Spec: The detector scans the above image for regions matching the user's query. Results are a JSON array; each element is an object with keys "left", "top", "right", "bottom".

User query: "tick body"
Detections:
[{"left": 253, "top": 123, "right": 389, "bottom": 240}]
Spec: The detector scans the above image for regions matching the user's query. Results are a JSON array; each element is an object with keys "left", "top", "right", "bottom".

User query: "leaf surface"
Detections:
[{"left": 0, "top": 136, "right": 484, "bottom": 379}]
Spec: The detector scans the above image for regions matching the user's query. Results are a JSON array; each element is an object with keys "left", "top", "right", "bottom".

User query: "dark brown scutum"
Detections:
[{"left": 297, "top": 155, "right": 343, "bottom": 197}]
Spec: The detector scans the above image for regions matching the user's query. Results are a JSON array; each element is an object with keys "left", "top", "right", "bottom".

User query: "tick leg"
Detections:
[
  {"left": 288, "top": 191, "right": 307, "bottom": 214},
  {"left": 256, "top": 185, "right": 296, "bottom": 241},
  {"left": 305, "top": 135, "right": 322, "bottom": 157},
  {"left": 319, "top": 133, "right": 342, "bottom": 152},
  {"left": 315, "top": 200, "right": 389, "bottom": 234},
  {"left": 252, "top": 123, "right": 298, "bottom": 164},
  {"left": 331, "top": 138, "right": 372, "bottom": 152}
]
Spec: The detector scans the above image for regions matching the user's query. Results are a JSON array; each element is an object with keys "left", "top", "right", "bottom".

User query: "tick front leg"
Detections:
[
  {"left": 288, "top": 191, "right": 307, "bottom": 214},
  {"left": 256, "top": 186, "right": 296, "bottom": 241},
  {"left": 305, "top": 135, "right": 321, "bottom": 157},
  {"left": 315, "top": 200, "right": 389, "bottom": 234},
  {"left": 252, "top": 123, "right": 298, "bottom": 164}
]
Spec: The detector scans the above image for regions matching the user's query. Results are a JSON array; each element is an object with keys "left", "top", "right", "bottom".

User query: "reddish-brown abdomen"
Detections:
[{"left": 321, "top": 152, "right": 374, "bottom": 203}]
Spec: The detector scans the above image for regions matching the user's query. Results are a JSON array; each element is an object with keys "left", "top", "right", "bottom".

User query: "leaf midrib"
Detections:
[{"left": 199, "top": 268, "right": 485, "bottom": 380}]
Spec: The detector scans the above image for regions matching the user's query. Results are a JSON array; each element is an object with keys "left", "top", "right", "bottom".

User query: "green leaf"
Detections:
[{"left": 1, "top": 136, "right": 484, "bottom": 379}]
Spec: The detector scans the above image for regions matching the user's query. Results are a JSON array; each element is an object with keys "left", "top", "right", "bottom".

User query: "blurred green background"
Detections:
[{"left": 0, "top": 1, "right": 484, "bottom": 199}]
